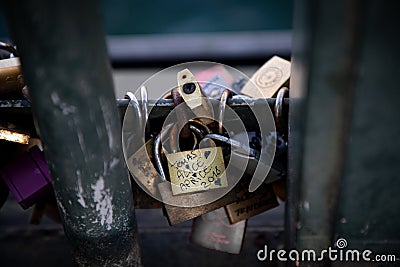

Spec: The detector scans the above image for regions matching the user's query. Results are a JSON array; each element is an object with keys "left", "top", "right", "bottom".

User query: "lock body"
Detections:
[
  {"left": 159, "top": 183, "right": 237, "bottom": 225},
  {"left": 0, "top": 57, "right": 25, "bottom": 98},
  {"left": 241, "top": 56, "right": 290, "bottom": 98},
  {"left": 190, "top": 207, "right": 246, "bottom": 254},
  {"left": 166, "top": 146, "right": 228, "bottom": 195},
  {"left": 0, "top": 146, "right": 52, "bottom": 209},
  {"left": 225, "top": 173, "right": 278, "bottom": 224}
]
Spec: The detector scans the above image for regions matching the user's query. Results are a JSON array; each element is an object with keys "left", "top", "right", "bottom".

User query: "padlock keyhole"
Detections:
[{"left": 182, "top": 82, "right": 196, "bottom": 94}]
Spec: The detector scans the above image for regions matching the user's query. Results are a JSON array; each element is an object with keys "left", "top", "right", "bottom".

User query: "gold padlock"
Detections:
[
  {"left": 123, "top": 89, "right": 163, "bottom": 208},
  {"left": 241, "top": 56, "right": 290, "bottom": 98},
  {"left": 0, "top": 57, "right": 25, "bottom": 98},
  {"left": 154, "top": 126, "right": 237, "bottom": 225},
  {"left": 131, "top": 175, "right": 163, "bottom": 209},
  {"left": 225, "top": 173, "right": 279, "bottom": 224},
  {"left": 127, "top": 137, "right": 160, "bottom": 197},
  {"left": 166, "top": 146, "right": 228, "bottom": 195}
]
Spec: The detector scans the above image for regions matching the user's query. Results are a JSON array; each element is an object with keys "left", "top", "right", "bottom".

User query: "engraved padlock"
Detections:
[
  {"left": 154, "top": 124, "right": 237, "bottom": 225},
  {"left": 190, "top": 207, "right": 246, "bottom": 254},
  {"left": 198, "top": 132, "right": 280, "bottom": 223},
  {"left": 165, "top": 128, "right": 228, "bottom": 195},
  {"left": 0, "top": 146, "right": 52, "bottom": 209},
  {"left": 124, "top": 90, "right": 163, "bottom": 208},
  {"left": 224, "top": 173, "right": 279, "bottom": 224},
  {"left": 240, "top": 56, "right": 290, "bottom": 98}
]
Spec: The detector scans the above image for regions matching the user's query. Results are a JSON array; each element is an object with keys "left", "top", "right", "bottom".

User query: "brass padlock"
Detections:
[
  {"left": 240, "top": 56, "right": 290, "bottom": 98},
  {"left": 224, "top": 173, "right": 278, "bottom": 224},
  {"left": 154, "top": 127, "right": 237, "bottom": 225},
  {"left": 131, "top": 174, "right": 162, "bottom": 209},
  {"left": 0, "top": 57, "right": 24, "bottom": 97},
  {"left": 127, "top": 137, "right": 161, "bottom": 198},
  {"left": 124, "top": 90, "right": 163, "bottom": 208},
  {"left": 166, "top": 145, "right": 228, "bottom": 195}
]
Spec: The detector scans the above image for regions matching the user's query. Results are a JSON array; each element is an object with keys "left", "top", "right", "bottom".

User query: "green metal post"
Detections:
[
  {"left": 290, "top": 0, "right": 400, "bottom": 266},
  {"left": 289, "top": 0, "right": 365, "bottom": 262},
  {"left": 3, "top": 0, "right": 141, "bottom": 265}
]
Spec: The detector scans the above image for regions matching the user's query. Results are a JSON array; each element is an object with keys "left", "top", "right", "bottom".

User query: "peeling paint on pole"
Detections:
[{"left": 3, "top": 0, "right": 142, "bottom": 265}]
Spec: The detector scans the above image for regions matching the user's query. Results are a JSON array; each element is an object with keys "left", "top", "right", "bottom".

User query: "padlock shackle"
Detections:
[
  {"left": 204, "top": 133, "right": 258, "bottom": 158},
  {"left": 274, "top": 87, "right": 289, "bottom": 135},
  {"left": 124, "top": 92, "right": 143, "bottom": 133},
  {"left": 140, "top": 85, "right": 150, "bottom": 135},
  {"left": 153, "top": 132, "right": 167, "bottom": 181},
  {"left": 218, "top": 89, "right": 232, "bottom": 135},
  {"left": 0, "top": 41, "right": 19, "bottom": 57},
  {"left": 154, "top": 121, "right": 215, "bottom": 181}
]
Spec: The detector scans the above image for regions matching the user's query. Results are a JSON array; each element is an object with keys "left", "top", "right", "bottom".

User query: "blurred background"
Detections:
[{"left": 0, "top": 0, "right": 292, "bottom": 97}]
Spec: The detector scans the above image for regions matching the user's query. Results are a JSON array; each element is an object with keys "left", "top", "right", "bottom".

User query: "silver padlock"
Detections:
[{"left": 204, "top": 133, "right": 285, "bottom": 185}]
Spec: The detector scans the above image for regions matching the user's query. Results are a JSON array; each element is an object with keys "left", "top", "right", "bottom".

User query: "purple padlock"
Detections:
[{"left": 0, "top": 146, "right": 52, "bottom": 209}]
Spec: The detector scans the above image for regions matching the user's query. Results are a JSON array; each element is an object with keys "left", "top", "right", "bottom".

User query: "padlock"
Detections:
[
  {"left": 270, "top": 87, "right": 289, "bottom": 201},
  {"left": 0, "top": 119, "right": 30, "bottom": 144},
  {"left": 0, "top": 57, "right": 24, "bottom": 98},
  {"left": 124, "top": 90, "right": 163, "bottom": 208},
  {"left": 219, "top": 90, "right": 278, "bottom": 223},
  {"left": 0, "top": 127, "right": 30, "bottom": 144},
  {"left": 176, "top": 68, "right": 213, "bottom": 125},
  {"left": 195, "top": 65, "right": 234, "bottom": 98},
  {"left": 165, "top": 117, "right": 228, "bottom": 195},
  {"left": 154, "top": 126, "right": 238, "bottom": 225},
  {"left": 212, "top": 92, "right": 280, "bottom": 223},
  {"left": 0, "top": 42, "right": 25, "bottom": 99},
  {"left": 204, "top": 133, "right": 285, "bottom": 185},
  {"left": 0, "top": 146, "right": 52, "bottom": 209},
  {"left": 127, "top": 137, "right": 163, "bottom": 209},
  {"left": 126, "top": 136, "right": 164, "bottom": 208},
  {"left": 209, "top": 90, "right": 280, "bottom": 222},
  {"left": 224, "top": 173, "right": 279, "bottom": 224},
  {"left": 240, "top": 56, "right": 290, "bottom": 98},
  {"left": 126, "top": 121, "right": 207, "bottom": 205},
  {"left": 131, "top": 179, "right": 163, "bottom": 209},
  {"left": 127, "top": 136, "right": 161, "bottom": 198},
  {"left": 190, "top": 207, "right": 246, "bottom": 254}
]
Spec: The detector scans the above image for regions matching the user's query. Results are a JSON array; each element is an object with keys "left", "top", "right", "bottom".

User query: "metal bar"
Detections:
[
  {"left": 0, "top": 98, "right": 285, "bottom": 108},
  {"left": 3, "top": 0, "right": 141, "bottom": 265},
  {"left": 0, "top": 98, "right": 289, "bottom": 133}
]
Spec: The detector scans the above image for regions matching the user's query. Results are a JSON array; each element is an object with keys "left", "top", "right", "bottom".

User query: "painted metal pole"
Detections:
[
  {"left": 288, "top": 0, "right": 364, "bottom": 264},
  {"left": 3, "top": 0, "right": 141, "bottom": 265}
]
